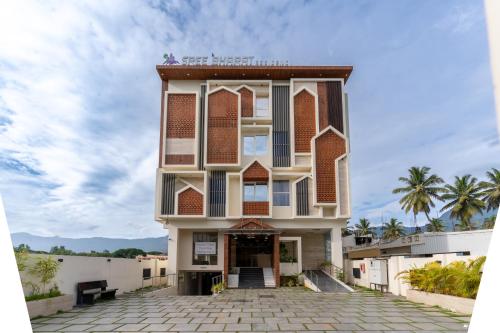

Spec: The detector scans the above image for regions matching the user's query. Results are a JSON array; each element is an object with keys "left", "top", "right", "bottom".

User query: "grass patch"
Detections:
[
  {"left": 392, "top": 298, "right": 470, "bottom": 320},
  {"left": 25, "top": 289, "right": 62, "bottom": 302},
  {"left": 353, "top": 285, "right": 383, "bottom": 296}
]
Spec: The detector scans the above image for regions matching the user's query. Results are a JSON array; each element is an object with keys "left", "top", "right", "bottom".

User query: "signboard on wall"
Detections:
[
  {"left": 163, "top": 53, "right": 288, "bottom": 66},
  {"left": 195, "top": 242, "right": 217, "bottom": 255}
]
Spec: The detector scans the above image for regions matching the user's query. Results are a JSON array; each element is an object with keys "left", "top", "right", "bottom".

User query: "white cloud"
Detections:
[{"left": 0, "top": 0, "right": 498, "bottom": 238}]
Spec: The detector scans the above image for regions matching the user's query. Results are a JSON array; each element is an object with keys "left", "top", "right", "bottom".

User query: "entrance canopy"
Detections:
[{"left": 224, "top": 218, "right": 280, "bottom": 235}]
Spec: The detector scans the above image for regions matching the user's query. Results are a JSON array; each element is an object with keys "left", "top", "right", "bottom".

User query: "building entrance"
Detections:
[{"left": 234, "top": 234, "right": 273, "bottom": 267}]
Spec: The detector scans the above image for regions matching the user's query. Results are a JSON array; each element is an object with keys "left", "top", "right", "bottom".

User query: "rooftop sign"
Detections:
[{"left": 163, "top": 53, "right": 288, "bottom": 66}]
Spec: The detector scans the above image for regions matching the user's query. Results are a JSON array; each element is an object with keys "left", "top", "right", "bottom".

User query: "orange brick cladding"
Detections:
[
  {"left": 315, "top": 130, "right": 346, "bottom": 203},
  {"left": 178, "top": 188, "right": 203, "bottom": 215},
  {"left": 294, "top": 90, "right": 316, "bottom": 153},
  {"left": 206, "top": 89, "right": 239, "bottom": 164},
  {"left": 166, "top": 94, "right": 196, "bottom": 138},
  {"left": 165, "top": 154, "right": 194, "bottom": 165},
  {"left": 238, "top": 87, "right": 253, "bottom": 117},
  {"left": 317, "top": 82, "right": 329, "bottom": 131},
  {"left": 243, "top": 202, "right": 269, "bottom": 215},
  {"left": 243, "top": 161, "right": 269, "bottom": 182}
]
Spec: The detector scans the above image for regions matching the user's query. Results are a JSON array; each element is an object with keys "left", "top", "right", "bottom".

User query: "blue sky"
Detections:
[{"left": 0, "top": 0, "right": 498, "bottom": 238}]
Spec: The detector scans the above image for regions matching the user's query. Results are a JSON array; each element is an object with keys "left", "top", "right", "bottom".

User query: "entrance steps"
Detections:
[
  {"left": 263, "top": 267, "right": 276, "bottom": 288},
  {"left": 238, "top": 268, "right": 265, "bottom": 289}
]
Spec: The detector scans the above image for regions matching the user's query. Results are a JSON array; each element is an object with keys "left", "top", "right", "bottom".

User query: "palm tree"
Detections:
[
  {"left": 355, "top": 218, "right": 371, "bottom": 236},
  {"left": 427, "top": 218, "right": 445, "bottom": 232},
  {"left": 382, "top": 218, "right": 405, "bottom": 240},
  {"left": 482, "top": 216, "right": 496, "bottom": 229},
  {"left": 479, "top": 168, "right": 500, "bottom": 211},
  {"left": 441, "top": 175, "right": 485, "bottom": 231},
  {"left": 392, "top": 166, "right": 445, "bottom": 229}
]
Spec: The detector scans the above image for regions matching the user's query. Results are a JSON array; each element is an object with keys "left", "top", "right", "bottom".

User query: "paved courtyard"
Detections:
[{"left": 31, "top": 288, "right": 470, "bottom": 332}]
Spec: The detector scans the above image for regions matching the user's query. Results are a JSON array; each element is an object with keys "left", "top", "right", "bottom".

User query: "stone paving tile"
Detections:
[
  {"left": 58, "top": 324, "right": 95, "bottom": 331},
  {"left": 30, "top": 288, "right": 471, "bottom": 332},
  {"left": 87, "top": 324, "right": 124, "bottom": 331}
]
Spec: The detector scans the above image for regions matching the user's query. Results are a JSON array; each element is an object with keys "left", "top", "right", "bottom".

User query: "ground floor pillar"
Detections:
[
  {"left": 330, "top": 225, "right": 343, "bottom": 269},
  {"left": 273, "top": 234, "right": 280, "bottom": 287},
  {"left": 223, "top": 233, "right": 229, "bottom": 285},
  {"left": 166, "top": 225, "right": 178, "bottom": 275}
]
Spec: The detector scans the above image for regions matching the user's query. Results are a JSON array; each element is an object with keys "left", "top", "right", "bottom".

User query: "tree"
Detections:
[
  {"left": 14, "top": 245, "right": 30, "bottom": 272},
  {"left": 29, "top": 256, "right": 60, "bottom": 294},
  {"left": 15, "top": 244, "right": 31, "bottom": 252},
  {"left": 482, "top": 216, "right": 496, "bottom": 229},
  {"left": 354, "top": 218, "right": 372, "bottom": 235},
  {"left": 50, "top": 246, "right": 74, "bottom": 255},
  {"left": 441, "top": 175, "right": 485, "bottom": 231},
  {"left": 479, "top": 168, "right": 500, "bottom": 211},
  {"left": 382, "top": 218, "right": 406, "bottom": 240},
  {"left": 112, "top": 248, "right": 146, "bottom": 258},
  {"left": 427, "top": 218, "right": 445, "bottom": 232},
  {"left": 392, "top": 166, "right": 445, "bottom": 228}
]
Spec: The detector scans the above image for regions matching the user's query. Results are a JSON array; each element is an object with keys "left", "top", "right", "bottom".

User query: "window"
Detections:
[
  {"left": 244, "top": 182, "right": 268, "bottom": 201},
  {"left": 273, "top": 180, "right": 290, "bottom": 206},
  {"left": 142, "top": 268, "right": 151, "bottom": 279},
  {"left": 192, "top": 232, "right": 218, "bottom": 265},
  {"left": 160, "top": 267, "right": 166, "bottom": 277},
  {"left": 244, "top": 135, "right": 268, "bottom": 156},
  {"left": 255, "top": 97, "right": 269, "bottom": 117}
]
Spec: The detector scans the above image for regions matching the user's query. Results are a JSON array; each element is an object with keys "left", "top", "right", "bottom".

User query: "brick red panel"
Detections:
[
  {"left": 238, "top": 87, "right": 253, "bottom": 117},
  {"left": 207, "top": 89, "right": 239, "bottom": 164},
  {"left": 159, "top": 80, "right": 168, "bottom": 167},
  {"left": 243, "top": 201, "right": 269, "bottom": 215},
  {"left": 315, "top": 130, "right": 346, "bottom": 203},
  {"left": 224, "top": 234, "right": 229, "bottom": 286},
  {"left": 164, "top": 154, "right": 194, "bottom": 165},
  {"left": 317, "top": 82, "right": 329, "bottom": 131},
  {"left": 273, "top": 235, "right": 280, "bottom": 287},
  {"left": 243, "top": 161, "right": 269, "bottom": 182},
  {"left": 294, "top": 90, "right": 316, "bottom": 153},
  {"left": 178, "top": 188, "right": 203, "bottom": 215},
  {"left": 166, "top": 94, "right": 196, "bottom": 138}
]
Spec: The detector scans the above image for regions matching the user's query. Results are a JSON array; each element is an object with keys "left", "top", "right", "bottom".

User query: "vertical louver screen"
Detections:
[
  {"left": 161, "top": 173, "right": 176, "bottom": 215},
  {"left": 209, "top": 171, "right": 226, "bottom": 217},
  {"left": 198, "top": 85, "right": 206, "bottom": 170},
  {"left": 272, "top": 85, "right": 290, "bottom": 167},
  {"left": 327, "top": 81, "right": 343, "bottom": 133},
  {"left": 296, "top": 178, "right": 309, "bottom": 216}
]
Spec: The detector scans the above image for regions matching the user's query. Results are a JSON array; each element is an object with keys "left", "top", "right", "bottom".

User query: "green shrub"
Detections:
[
  {"left": 397, "top": 256, "right": 486, "bottom": 299},
  {"left": 211, "top": 282, "right": 224, "bottom": 294},
  {"left": 29, "top": 256, "right": 60, "bottom": 294},
  {"left": 25, "top": 286, "right": 62, "bottom": 302}
]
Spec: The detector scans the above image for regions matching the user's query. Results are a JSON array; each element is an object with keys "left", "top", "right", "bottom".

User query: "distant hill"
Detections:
[
  {"left": 10, "top": 232, "right": 168, "bottom": 253},
  {"left": 435, "top": 208, "right": 498, "bottom": 231}
]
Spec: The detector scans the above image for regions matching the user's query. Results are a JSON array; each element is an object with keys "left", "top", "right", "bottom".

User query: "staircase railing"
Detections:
[
  {"left": 322, "top": 264, "right": 345, "bottom": 283},
  {"left": 211, "top": 274, "right": 224, "bottom": 295}
]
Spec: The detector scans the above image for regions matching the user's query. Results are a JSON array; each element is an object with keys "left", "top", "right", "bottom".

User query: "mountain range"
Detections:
[{"left": 10, "top": 232, "right": 168, "bottom": 253}]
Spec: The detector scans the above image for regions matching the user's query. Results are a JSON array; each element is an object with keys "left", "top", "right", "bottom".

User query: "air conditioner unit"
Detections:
[{"left": 369, "top": 259, "right": 388, "bottom": 285}]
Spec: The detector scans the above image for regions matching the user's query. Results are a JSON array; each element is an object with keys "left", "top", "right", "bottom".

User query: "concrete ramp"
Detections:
[{"left": 305, "top": 270, "right": 352, "bottom": 293}]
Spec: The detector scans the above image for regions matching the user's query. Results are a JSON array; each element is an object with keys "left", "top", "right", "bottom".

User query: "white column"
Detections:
[
  {"left": 330, "top": 225, "right": 343, "bottom": 269},
  {"left": 166, "top": 225, "right": 178, "bottom": 275}
]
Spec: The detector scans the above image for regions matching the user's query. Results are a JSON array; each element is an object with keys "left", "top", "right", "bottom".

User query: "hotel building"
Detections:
[{"left": 155, "top": 63, "right": 353, "bottom": 294}]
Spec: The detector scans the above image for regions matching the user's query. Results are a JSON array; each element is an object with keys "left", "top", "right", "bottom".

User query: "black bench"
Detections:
[{"left": 77, "top": 280, "right": 118, "bottom": 305}]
